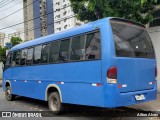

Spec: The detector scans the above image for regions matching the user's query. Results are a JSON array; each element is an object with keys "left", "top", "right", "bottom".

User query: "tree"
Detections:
[
  {"left": 10, "top": 37, "right": 23, "bottom": 47},
  {"left": 70, "top": 0, "right": 160, "bottom": 24},
  {"left": 0, "top": 46, "right": 8, "bottom": 62},
  {"left": 0, "top": 37, "right": 23, "bottom": 62}
]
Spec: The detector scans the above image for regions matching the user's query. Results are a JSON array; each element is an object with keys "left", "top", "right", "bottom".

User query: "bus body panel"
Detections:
[
  {"left": 103, "top": 82, "right": 156, "bottom": 107},
  {"left": 2, "top": 17, "right": 157, "bottom": 108},
  {"left": 116, "top": 58, "right": 156, "bottom": 92},
  {"left": 3, "top": 60, "right": 104, "bottom": 107}
]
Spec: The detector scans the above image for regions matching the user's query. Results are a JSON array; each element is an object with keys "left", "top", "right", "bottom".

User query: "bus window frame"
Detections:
[{"left": 6, "top": 29, "right": 101, "bottom": 68}]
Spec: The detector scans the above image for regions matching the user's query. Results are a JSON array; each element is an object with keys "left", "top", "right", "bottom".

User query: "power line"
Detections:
[
  {"left": 0, "top": 5, "right": 72, "bottom": 31},
  {"left": 0, "top": 0, "right": 38, "bottom": 21},
  {"left": 0, "top": 0, "right": 15, "bottom": 9},
  {"left": 0, "top": 0, "right": 10, "bottom": 6},
  {"left": 0, "top": 0, "right": 23, "bottom": 13},
  {"left": 4, "top": 14, "right": 76, "bottom": 39}
]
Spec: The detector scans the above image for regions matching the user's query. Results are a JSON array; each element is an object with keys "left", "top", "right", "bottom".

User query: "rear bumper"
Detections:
[{"left": 104, "top": 82, "right": 157, "bottom": 107}]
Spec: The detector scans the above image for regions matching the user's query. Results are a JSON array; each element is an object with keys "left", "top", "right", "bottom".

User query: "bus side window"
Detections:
[
  {"left": 33, "top": 45, "right": 42, "bottom": 64},
  {"left": 85, "top": 32, "right": 101, "bottom": 60},
  {"left": 59, "top": 39, "right": 70, "bottom": 62},
  {"left": 26, "top": 47, "right": 34, "bottom": 65},
  {"left": 49, "top": 41, "right": 60, "bottom": 63},
  {"left": 5, "top": 52, "right": 12, "bottom": 69},
  {"left": 20, "top": 49, "right": 27, "bottom": 65},
  {"left": 41, "top": 43, "right": 50, "bottom": 63},
  {"left": 12, "top": 52, "right": 16, "bottom": 66},
  {"left": 70, "top": 35, "right": 85, "bottom": 61},
  {"left": 15, "top": 51, "right": 21, "bottom": 66}
]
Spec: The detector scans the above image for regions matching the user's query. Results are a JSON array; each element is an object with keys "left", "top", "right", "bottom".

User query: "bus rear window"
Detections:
[{"left": 110, "top": 20, "right": 155, "bottom": 58}]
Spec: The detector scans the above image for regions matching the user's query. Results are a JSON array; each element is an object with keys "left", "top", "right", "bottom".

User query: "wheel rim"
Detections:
[{"left": 51, "top": 97, "right": 59, "bottom": 111}]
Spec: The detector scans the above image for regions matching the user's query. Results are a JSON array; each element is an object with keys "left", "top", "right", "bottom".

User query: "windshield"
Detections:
[{"left": 110, "top": 19, "right": 155, "bottom": 59}]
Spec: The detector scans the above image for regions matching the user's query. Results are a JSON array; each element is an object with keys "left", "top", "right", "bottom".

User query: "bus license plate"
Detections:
[{"left": 135, "top": 94, "right": 145, "bottom": 101}]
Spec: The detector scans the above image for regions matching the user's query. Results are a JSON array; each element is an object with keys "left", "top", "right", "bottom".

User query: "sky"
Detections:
[{"left": 0, "top": 0, "right": 24, "bottom": 38}]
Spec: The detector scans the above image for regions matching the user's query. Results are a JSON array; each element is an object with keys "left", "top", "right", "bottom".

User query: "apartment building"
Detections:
[
  {"left": 23, "top": 0, "right": 54, "bottom": 40},
  {"left": 0, "top": 33, "right": 5, "bottom": 47},
  {"left": 53, "top": 0, "right": 82, "bottom": 33}
]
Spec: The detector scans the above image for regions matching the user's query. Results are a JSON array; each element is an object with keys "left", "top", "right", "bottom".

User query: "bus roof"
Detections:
[{"left": 10, "top": 17, "right": 144, "bottom": 51}]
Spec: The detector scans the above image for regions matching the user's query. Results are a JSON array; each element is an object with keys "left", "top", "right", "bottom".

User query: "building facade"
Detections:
[
  {"left": 8, "top": 29, "right": 23, "bottom": 40},
  {"left": 0, "top": 33, "right": 5, "bottom": 47},
  {"left": 23, "top": 0, "right": 54, "bottom": 40},
  {"left": 53, "top": 0, "right": 82, "bottom": 33},
  {"left": 23, "top": 0, "right": 83, "bottom": 40}
]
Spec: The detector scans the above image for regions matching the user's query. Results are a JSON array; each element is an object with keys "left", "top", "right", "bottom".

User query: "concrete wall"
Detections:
[{"left": 149, "top": 30, "right": 160, "bottom": 93}]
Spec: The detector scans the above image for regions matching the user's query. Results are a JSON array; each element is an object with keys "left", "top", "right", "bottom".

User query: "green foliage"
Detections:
[
  {"left": 0, "top": 37, "right": 23, "bottom": 62},
  {"left": 70, "top": 0, "right": 160, "bottom": 24},
  {"left": 0, "top": 46, "right": 8, "bottom": 62},
  {"left": 10, "top": 37, "right": 23, "bottom": 47}
]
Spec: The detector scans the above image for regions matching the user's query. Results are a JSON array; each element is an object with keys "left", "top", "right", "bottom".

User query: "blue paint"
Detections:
[
  {"left": 46, "top": 0, "right": 54, "bottom": 34},
  {"left": 33, "top": 0, "right": 41, "bottom": 38},
  {"left": 3, "top": 17, "right": 157, "bottom": 108}
]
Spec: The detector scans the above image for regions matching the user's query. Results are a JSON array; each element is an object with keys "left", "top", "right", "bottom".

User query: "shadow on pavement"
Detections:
[{"left": 13, "top": 96, "right": 151, "bottom": 118}]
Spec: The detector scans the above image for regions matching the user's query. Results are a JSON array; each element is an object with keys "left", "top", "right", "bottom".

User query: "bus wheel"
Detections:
[
  {"left": 48, "top": 92, "right": 63, "bottom": 115},
  {"left": 5, "top": 86, "right": 15, "bottom": 101}
]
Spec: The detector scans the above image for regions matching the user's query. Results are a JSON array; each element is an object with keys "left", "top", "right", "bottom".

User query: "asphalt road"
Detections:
[{"left": 0, "top": 88, "right": 158, "bottom": 120}]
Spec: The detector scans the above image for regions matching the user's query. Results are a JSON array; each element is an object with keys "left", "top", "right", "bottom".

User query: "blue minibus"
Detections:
[{"left": 2, "top": 17, "right": 157, "bottom": 114}]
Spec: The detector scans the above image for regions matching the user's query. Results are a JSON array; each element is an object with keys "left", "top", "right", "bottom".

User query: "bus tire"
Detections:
[
  {"left": 5, "top": 86, "right": 15, "bottom": 101},
  {"left": 48, "top": 92, "right": 63, "bottom": 115}
]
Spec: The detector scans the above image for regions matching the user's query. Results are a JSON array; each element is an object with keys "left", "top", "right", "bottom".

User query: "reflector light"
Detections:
[
  {"left": 118, "top": 84, "right": 122, "bottom": 88},
  {"left": 92, "top": 83, "right": 102, "bottom": 86},
  {"left": 149, "top": 82, "right": 154, "bottom": 85},
  {"left": 58, "top": 82, "right": 64, "bottom": 84}
]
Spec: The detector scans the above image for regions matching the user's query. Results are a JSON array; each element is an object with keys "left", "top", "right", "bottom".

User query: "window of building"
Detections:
[
  {"left": 57, "top": 27, "right": 61, "bottom": 31},
  {"left": 56, "top": 2, "right": 60, "bottom": 5},
  {"left": 26, "top": 47, "right": 34, "bottom": 65},
  {"left": 41, "top": 43, "right": 50, "bottom": 63},
  {"left": 70, "top": 35, "right": 85, "bottom": 61},
  {"left": 63, "top": 4, "right": 67, "bottom": 8},
  {"left": 64, "top": 18, "right": 67, "bottom": 22},
  {"left": 57, "top": 15, "right": 60, "bottom": 18},
  {"left": 149, "top": 9, "right": 160, "bottom": 27},
  {"left": 149, "top": 18, "right": 160, "bottom": 27},
  {"left": 85, "top": 32, "right": 101, "bottom": 60},
  {"left": 49, "top": 41, "right": 60, "bottom": 63},
  {"left": 64, "top": 25, "right": 67, "bottom": 29},
  {"left": 33, "top": 45, "right": 42, "bottom": 64},
  {"left": 56, "top": 8, "right": 60, "bottom": 11},
  {"left": 59, "top": 39, "right": 70, "bottom": 61},
  {"left": 63, "top": 11, "right": 67, "bottom": 15},
  {"left": 20, "top": 49, "right": 27, "bottom": 65}
]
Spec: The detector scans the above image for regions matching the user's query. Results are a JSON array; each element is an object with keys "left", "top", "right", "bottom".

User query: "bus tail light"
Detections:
[{"left": 107, "top": 66, "right": 117, "bottom": 84}]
